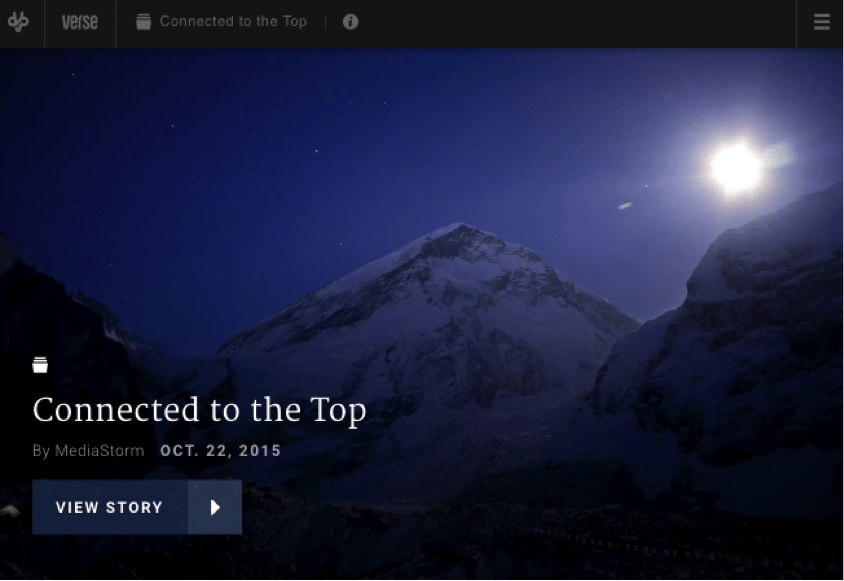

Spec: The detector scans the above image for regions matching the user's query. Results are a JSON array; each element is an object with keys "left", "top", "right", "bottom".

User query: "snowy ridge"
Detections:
[
  {"left": 687, "top": 184, "right": 843, "bottom": 303},
  {"left": 584, "top": 183, "right": 843, "bottom": 517}
]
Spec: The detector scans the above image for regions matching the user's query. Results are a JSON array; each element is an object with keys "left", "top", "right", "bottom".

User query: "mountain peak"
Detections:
[
  {"left": 300, "top": 224, "right": 539, "bottom": 303},
  {"left": 413, "top": 223, "right": 508, "bottom": 260},
  {"left": 428, "top": 222, "right": 477, "bottom": 237},
  {"left": 219, "top": 222, "right": 640, "bottom": 397},
  {"left": 397, "top": 223, "right": 499, "bottom": 258}
]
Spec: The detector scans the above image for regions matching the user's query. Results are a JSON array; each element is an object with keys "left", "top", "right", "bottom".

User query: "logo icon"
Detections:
[
  {"left": 8, "top": 11, "right": 29, "bottom": 32},
  {"left": 136, "top": 13, "right": 151, "bottom": 30},
  {"left": 343, "top": 14, "right": 358, "bottom": 30},
  {"left": 813, "top": 13, "right": 830, "bottom": 30},
  {"left": 32, "top": 357, "right": 48, "bottom": 374}
]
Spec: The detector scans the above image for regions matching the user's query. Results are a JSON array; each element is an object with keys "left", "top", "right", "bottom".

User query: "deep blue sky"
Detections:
[{"left": 2, "top": 50, "right": 841, "bottom": 355}]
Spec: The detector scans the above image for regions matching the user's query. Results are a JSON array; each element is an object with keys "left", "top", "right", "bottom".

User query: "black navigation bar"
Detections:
[{"left": 1, "top": 0, "right": 841, "bottom": 48}]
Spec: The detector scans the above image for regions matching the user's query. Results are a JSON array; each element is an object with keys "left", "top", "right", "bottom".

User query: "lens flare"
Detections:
[{"left": 760, "top": 142, "right": 791, "bottom": 169}]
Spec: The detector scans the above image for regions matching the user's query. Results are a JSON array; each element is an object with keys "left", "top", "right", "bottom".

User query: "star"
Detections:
[
  {"left": 315, "top": 149, "right": 319, "bottom": 153},
  {"left": 108, "top": 263, "right": 112, "bottom": 267}
]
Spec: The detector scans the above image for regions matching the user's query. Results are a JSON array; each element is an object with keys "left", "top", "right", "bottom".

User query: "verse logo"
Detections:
[{"left": 62, "top": 14, "right": 98, "bottom": 30}]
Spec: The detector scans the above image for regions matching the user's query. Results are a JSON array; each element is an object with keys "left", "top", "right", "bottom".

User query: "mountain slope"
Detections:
[
  {"left": 578, "top": 183, "right": 843, "bottom": 516},
  {"left": 71, "top": 290, "right": 160, "bottom": 355}
]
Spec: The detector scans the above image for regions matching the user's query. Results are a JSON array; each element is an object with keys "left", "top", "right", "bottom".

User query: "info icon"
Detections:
[
  {"left": 136, "top": 14, "right": 151, "bottom": 30},
  {"left": 32, "top": 356, "right": 48, "bottom": 374},
  {"left": 343, "top": 14, "right": 358, "bottom": 30}
]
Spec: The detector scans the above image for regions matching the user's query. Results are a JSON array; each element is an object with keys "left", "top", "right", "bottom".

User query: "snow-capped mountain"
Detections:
[
  {"left": 219, "top": 223, "right": 639, "bottom": 407},
  {"left": 177, "top": 224, "right": 639, "bottom": 497},
  {"left": 70, "top": 290, "right": 159, "bottom": 355},
  {"left": 579, "top": 183, "right": 842, "bottom": 516}
]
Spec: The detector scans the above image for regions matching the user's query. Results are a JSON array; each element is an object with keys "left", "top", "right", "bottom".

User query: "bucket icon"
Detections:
[
  {"left": 136, "top": 14, "right": 151, "bottom": 30},
  {"left": 32, "top": 357, "right": 48, "bottom": 374}
]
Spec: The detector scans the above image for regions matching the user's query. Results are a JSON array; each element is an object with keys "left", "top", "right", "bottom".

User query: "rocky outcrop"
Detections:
[
  {"left": 0, "top": 233, "right": 159, "bottom": 486},
  {"left": 70, "top": 291, "right": 160, "bottom": 355}
]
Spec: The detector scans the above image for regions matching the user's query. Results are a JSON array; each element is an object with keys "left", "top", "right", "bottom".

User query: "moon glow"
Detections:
[{"left": 711, "top": 143, "right": 761, "bottom": 195}]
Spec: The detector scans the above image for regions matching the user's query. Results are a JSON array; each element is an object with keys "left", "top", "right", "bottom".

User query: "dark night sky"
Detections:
[{"left": 1, "top": 50, "right": 841, "bottom": 355}]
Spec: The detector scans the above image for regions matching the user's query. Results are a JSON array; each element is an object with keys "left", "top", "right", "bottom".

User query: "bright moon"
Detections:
[{"left": 711, "top": 143, "right": 761, "bottom": 195}]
